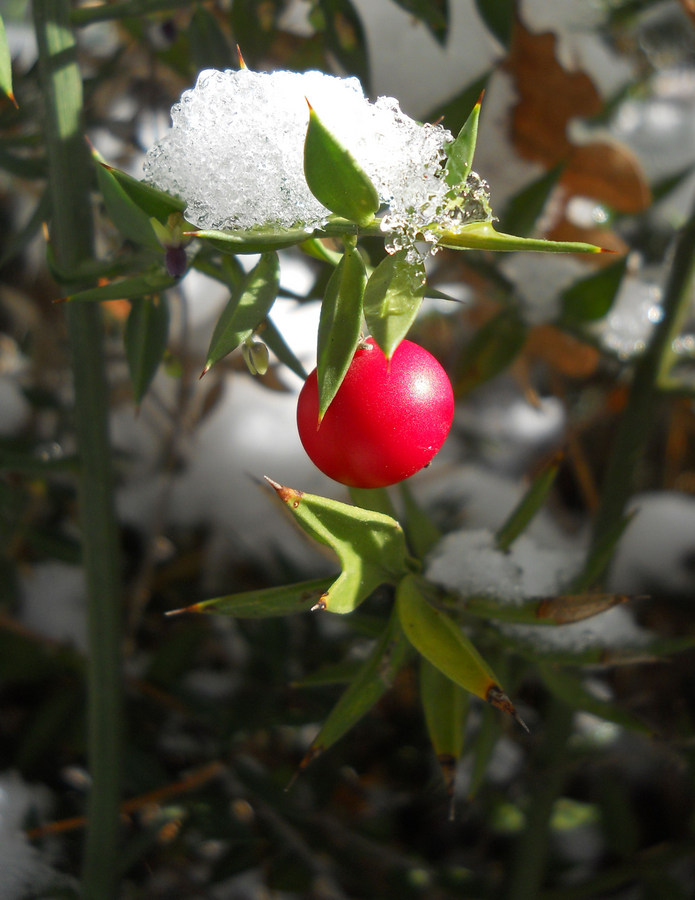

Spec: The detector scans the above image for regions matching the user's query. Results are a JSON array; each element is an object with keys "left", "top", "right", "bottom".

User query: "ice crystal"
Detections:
[{"left": 143, "top": 68, "right": 492, "bottom": 248}]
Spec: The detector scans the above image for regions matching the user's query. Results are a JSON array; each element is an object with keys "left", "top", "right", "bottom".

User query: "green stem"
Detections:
[
  {"left": 589, "top": 206, "right": 695, "bottom": 564},
  {"left": 504, "top": 698, "right": 573, "bottom": 900},
  {"left": 33, "top": 3, "right": 123, "bottom": 898}
]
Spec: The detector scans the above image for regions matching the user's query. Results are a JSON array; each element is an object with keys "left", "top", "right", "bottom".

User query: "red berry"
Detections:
[{"left": 297, "top": 338, "right": 454, "bottom": 488}]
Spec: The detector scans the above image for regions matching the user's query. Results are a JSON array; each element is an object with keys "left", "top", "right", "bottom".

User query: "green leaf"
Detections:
[
  {"left": 399, "top": 482, "right": 442, "bottom": 559},
  {"left": 463, "top": 591, "right": 635, "bottom": 626},
  {"left": 560, "top": 256, "right": 628, "bottom": 325},
  {"left": 0, "top": 147, "right": 45, "bottom": 178},
  {"left": 299, "top": 608, "right": 412, "bottom": 768},
  {"left": 265, "top": 478, "right": 411, "bottom": 614},
  {"left": 467, "top": 705, "right": 500, "bottom": 798},
  {"left": 0, "top": 189, "right": 50, "bottom": 269},
  {"left": 101, "top": 163, "right": 186, "bottom": 220},
  {"left": 390, "top": 0, "right": 449, "bottom": 46},
  {"left": 396, "top": 574, "right": 526, "bottom": 727},
  {"left": 95, "top": 157, "right": 160, "bottom": 249},
  {"left": 304, "top": 105, "right": 379, "bottom": 227},
  {"left": 455, "top": 308, "right": 527, "bottom": 394},
  {"left": 499, "top": 165, "right": 564, "bottom": 238},
  {"left": 349, "top": 486, "right": 398, "bottom": 518},
  {"left": 189, "top": 226, "right": 315, "bottom": 254},
  {"left": 538, "top": 663, "right": 650, "bottom": 733},
  {"left": 189, "top": 4, "right": 234, "bottom": 72},
  {"left": 167, "top": 576, "right": 334, "bottom": 618},
  {"left": 316, "top": 0, "right": 370, "bottom": 88},
  {"left": 363, "top": 250, "right": 426, "bottom": 359},
  {"left": 260, "top": 316, "right": 308, "bottom": 381},
  {"left": 445, "top": 92, "right": 483, "bottom": 188},
  {"left": 427, "top": 72, "right": 490, "bottom": 137},
  {"left": 420, "top": 658, "right": 468, "bottom": 805},
  {"left": 434, "top": 221, "right": 606, "bottom": 254},
  {"left": 570, "top": 511, "right": 636, "bottom": 592},
  {"left": 125, "top": 295, "right": 170, "bottom": 404},
  {"left": 474, "top": 0, "right": 515, "bottom": 48},
  {"left": 495, "top": 452, "right": 563, "bottom": 551},
  {"left": 316, "top": 244, "right": 366, "bottom": 419},
  {"left": 0, "top": 14, "right": 15, "bottom": 106},
  {"left": 62, "top": 268, "right": 177, "bottom": 302},
  {"left": 299, "top": 237, "right": 343, "bottom": 267},
  {"left": 202, "top": 252, "right": 280, "bottom": 375},
  {"left": 497, "top": 627, "right": 694, "bottom": 666}
]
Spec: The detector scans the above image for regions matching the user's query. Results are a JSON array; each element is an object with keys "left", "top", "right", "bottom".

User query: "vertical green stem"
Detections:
[
  {"left": 589, "top": 207, "right": 695, "bottom": 562},
  {"left": 33, "top": 3, "right": 123, "bottom": 898},
  {"left": 504, "top": 698, "right": 573, "bottom": 900}
]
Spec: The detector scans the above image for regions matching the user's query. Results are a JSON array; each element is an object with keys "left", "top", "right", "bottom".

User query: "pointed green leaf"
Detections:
[
  {"left": 0, "top": 190, "right": 50, "bottom": 269},
  {"left": 560, "top": 256, "right": 628, "bottom": 325},
  {"left": 363, "top": 250, "right": 426, "bottom": 359},
  {"left": 299, "top": 237, "right": 343, "bottom": 267},
  {"left": 445, "top": 92, "right": 483, "bottom": 188},
  {"left": 538, "top": 663, "right": 649, "bottom": 733},
  {"left": 428, "top": 72, "right": 490, "bottom": 137},
  {"left": 265, "top": 478, "right": 410, "bottom": 614},
  {"left": 292, "top": 657, "right": 364, "bottom": 688},
  {"left": 495, "top": 452, "right": 563, "bottom": 551},
  {"left": 397, "top": 575, "right": 495, "bottom": 700},
  {"left": 435, "top": 221, "right": 606, "bottom": 254},
  {"left": 304, "top": 105, "right": 379, "bottom": 226},
  {"left": 260, "top": 316, "right": 308, "bottom": 381},
  {"left": 420, "top": 657, "right": 468, "bottom": 804},
  {"left": 390, "top": 0, "right": 449, "bottom": 45},
  {"left": 468, "top": 705, "right": 500, "bottom": 798},
  {"left": 104, "top": 164, "right": 186, "bottom": 220},
  {"left": 95, "top": 157, "right": 160, "bottom": 249},
  {"left": 202, "top": 252, "right": 280, "bottom": 375},
  {"left": 167, "top": 576, "right": 334, "bottom": 618},
  {"left": 396, "top": 575, "right": 526, "bottom": 728},
  {"left": 317, "top": 0, "right": 370, "bottom": 89},
  {"left": 349, "top": 486, "right": 398, "bottom": 519},
  {"left": 63, "top": 268, "right": 177, "bottom": 302},
  {"left": 0, "top": 14, "right": 15, "bottom": 105},
  {"left": 496, "top": 626, "right": 694, "bottom": 666},
  {"left": 499, "top": 165, "right": 564, "bottom": 238},
  {"left": 189, "top": 4, "right": 234, "bottom": 71},
  {"left": 463, "top": 591, "right": 634, "bottom": 626},
  {"left": 571, "top": 511, "right": 636, "bottom": 592},
  {"left": 125, "top": 295, "right": 170, "bottom": 404},
  {"left": 316, "top": 245, "right": 366, "bottom": 419},
  {"left": 455, "top": 308, "right": 527, "bottom": 394},
  {"left": 399, "top": 482, "right": 442, "bottom": 559},
  {"left": 299, "top": 608, "right": 412, "bottom": 767},
  {"left": 474, "top": 0, "right": 515, "bottom": 48},
  {"left": 189, "top": 226, "right": 314, "bottom": 254}
]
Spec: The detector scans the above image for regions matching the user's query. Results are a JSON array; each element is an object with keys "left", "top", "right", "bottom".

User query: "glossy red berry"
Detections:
[{"left": 297, "top": 337, "right": 454, "bottom": 488}]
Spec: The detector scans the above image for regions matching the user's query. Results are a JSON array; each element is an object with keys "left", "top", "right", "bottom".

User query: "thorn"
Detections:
[
  {"left": 164, "top": 602, "right": 203, "bottom": 616},
  {"left": 284, "top": 768, "right": 300, "bottom": 792},
  {"left": 486, "top": 684, "right": 530, "bottom": 733},
  {"left": 310, "top": 595, "right": 328, "bottom": 612},
  {"left": 6, "top": 91, "right": 18, "bottom": 110},
  {"left": 53, "top": 297, "right": 68, "bottom": 304},
  {"left": 305, "top": 97, "right": 314, "bottom": 112},
  {"left": 199, "top": 365, "right": 209, "bottom": 379},
  {"left": 475, "top": 88, "right": 486, "bottom": 108},
  {"left": 263, "top": 476, "right": 303, "bottom": 506},
  {"left": 236, "top": 44, "right": 247, "bottom": 69}
]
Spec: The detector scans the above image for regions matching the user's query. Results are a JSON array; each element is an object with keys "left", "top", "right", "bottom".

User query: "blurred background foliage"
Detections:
[{"left": 1, "top": 0, "right": 695, "bottom": 898}]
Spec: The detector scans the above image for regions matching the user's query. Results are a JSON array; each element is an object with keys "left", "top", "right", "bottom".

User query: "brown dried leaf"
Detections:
[
  {"left": 505, "top": 22, "right": 650, "bottom": 214},
  {"left": 525, "top": 324, "right": 600, "bottom": 378}
]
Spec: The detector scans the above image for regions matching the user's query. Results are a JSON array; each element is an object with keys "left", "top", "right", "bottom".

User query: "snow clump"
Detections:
[{"left": 143, "top": 68, "right": 491, "bottom": 248}]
